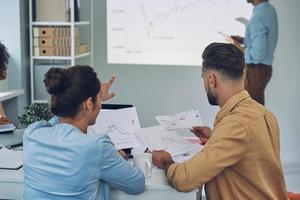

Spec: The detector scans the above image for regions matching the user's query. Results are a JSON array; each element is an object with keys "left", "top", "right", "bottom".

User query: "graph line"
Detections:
[
  {"left": 105, "top": 125, "right": 131, "bottom": 136},
  {"left": 137, "top": 0, "right": 231, "bottom": 38}
]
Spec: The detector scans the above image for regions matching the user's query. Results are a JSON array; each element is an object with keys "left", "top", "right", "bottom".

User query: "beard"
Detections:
[{"left": 207, "top": 88, "right": 218, "bottom": 106}]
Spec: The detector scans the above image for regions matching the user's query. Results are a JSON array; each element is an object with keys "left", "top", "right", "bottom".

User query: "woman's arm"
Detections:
[{"left": 99, "top": 138, "right": 145, "bottom": 194}]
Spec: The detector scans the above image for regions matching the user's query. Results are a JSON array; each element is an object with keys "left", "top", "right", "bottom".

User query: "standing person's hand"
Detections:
[
  {"left": 0, "top": 116, "right": 10, "bottom": 125},
  {"left": 226, "top": 36, "right": 240, "bottom": 46},
  {"left": 230, "top": 35, "right": 244, "bottom": 44},
  {"left": 190, "top": 126, "right": 212, "bottom": 145},
  {"left": 101, "top": 75, "right": 116, "bottom": 102},
  {"left": 226, "top": 36, "right": 244, "bottom": 52}
]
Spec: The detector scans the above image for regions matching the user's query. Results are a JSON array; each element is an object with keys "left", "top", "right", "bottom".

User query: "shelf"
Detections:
[
  {"left": 29, "top": 0, "right": 94, "bottom": 103},
  {"left": 32, "top": 52, "right": 90, "bottom": 60},
  {"left": 75, "top": 52, "right": 91, "bottom": 59},
  {"left": 0, "top": 90, "right": 24, "bottom": 102},
  {"left": 32, "top": 21, "right": 91, "bottom": 26},
  {"left": 32, "top": 100, "right": 48, "bottom": 104}
]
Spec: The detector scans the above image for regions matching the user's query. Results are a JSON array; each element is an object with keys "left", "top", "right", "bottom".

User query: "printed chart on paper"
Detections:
[{"left": 88, "top": 107, "right": 141, "bottom": 149}]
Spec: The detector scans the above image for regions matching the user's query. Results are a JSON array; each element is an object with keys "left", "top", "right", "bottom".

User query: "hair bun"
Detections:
[{"left": 44, "top": 68, "right": 68, "bottom": 95}]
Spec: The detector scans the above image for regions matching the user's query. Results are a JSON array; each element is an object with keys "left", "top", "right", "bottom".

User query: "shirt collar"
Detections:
[
  {"left": 253, "top": 1, "right": 269, "bottom": 13},
  {"left": 214, "top": 90, "right": 250, "bottom": 126}
]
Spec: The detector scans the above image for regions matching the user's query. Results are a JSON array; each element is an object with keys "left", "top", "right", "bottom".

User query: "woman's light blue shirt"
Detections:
[
  {"left": 23, "top": 117, "right": 145, "bottom": 200},
  {"left": 244, "top": 2, "right": 278, "bottom": 65}
]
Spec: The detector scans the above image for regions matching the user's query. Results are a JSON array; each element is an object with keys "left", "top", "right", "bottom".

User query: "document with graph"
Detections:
[
  {"left": 88, "top": 107, "right": 141, "bottom": 150},
  {"left": 155, "top": 109, "right": 203, "bottom": 131},
  {"left": 135, "top": 126, "right": 202, "bottom": 159}
]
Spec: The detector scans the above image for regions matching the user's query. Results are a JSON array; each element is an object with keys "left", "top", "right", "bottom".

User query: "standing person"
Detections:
[
  {"left": 0, "top": 41, "right": 10, "bottom": 124},
  {"left": 228, "top": 0, "right": 278, "bottom": 105},
  {"left": 23, "top": 66, "right": 145, "bottom": 199},
  {"left": 152, "top": 43, "right": 287, "bottom": 200}
]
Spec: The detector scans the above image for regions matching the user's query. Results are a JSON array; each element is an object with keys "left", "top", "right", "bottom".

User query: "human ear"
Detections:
[
  {"left": 85, "top": 97, "right": 94, "bottom": 111},
  {"left": 208, "top": 73, "right": 217, "bottom": 89}
]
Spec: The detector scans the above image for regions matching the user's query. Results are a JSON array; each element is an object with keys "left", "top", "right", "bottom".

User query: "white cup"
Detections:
[{"left": 133, "top": 153, "right": 153, "bottom": 178}]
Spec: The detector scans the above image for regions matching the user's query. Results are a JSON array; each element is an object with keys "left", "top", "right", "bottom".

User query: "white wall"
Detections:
[{"left": 266, "top": 0, "right": 300, "bottom": 167}]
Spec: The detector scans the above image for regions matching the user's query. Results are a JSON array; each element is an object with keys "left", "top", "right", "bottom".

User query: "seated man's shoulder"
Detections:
[{"left": 229, "top": 101, "right": 271, "bottom": 127}]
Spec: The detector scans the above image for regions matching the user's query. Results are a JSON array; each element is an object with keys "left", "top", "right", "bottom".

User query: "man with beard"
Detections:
[
  {"left": 152, "top": 43, "right": 287, "bottom": 200},
  {"left": 0, "top": 41, "right": 10, "bottom": 125},
  {"left": 228, "top": 0, "right": 278, "bottom": 105}
]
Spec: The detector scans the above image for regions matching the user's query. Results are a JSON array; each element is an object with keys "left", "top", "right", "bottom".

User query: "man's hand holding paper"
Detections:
[{"left": 190, "top": 126, "right": 212, "bottom": 145}]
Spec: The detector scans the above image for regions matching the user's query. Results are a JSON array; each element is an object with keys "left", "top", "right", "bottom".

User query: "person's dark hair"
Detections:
[
  {"left": 202, "top": 43, "right": 245, "bottom": 80},
  {"left": 44, "top": 65, "right": 101, "bottom": 118},
  {"left": 0, "top": 41, "right": 10, "bottom": 72}
]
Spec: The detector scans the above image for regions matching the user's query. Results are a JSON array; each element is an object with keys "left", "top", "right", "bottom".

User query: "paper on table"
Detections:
[
  {"left": 135, "top": 126, "right": 202, "bottom": 157},
  {"left": 155, "top": 109, "right": 203, "bottom": 131},
  {"left": 172, "top": 144, "right": 203, "bottom": 163},
  {"left": 88, "top": 107, "right": 142, "bottom": 150}
]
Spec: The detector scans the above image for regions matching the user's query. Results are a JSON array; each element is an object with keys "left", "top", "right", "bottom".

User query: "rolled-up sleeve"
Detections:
[
  {"left": 167, "top": 120, "right": 247, "bottom": 192},
  {"left": 245, "top": 19, "right": 268, "bottom": 63}
]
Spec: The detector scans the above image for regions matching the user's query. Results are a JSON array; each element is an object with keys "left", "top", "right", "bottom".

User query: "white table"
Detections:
[
  {"left": 0, "top": 167, "right": 200, "bottom": 200},
  {"left": 0, "top": 129, "right": 201, "bottom": 200},
  {"left": 111, "top": 166, "right": 201, "bottom": 200},
  {"left": 0, "top": 168, "right": 23, "bottom": 199}
]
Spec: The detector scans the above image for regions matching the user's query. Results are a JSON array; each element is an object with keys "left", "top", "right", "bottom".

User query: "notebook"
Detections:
[
  {"left": 0, "top": 124, "right": 16, "bottom": 134},
  {"left": 0, "top": 146, "right": 23, "bottom": 170}
]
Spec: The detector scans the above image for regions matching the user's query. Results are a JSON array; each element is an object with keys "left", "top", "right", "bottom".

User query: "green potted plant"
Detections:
[{"left": 18, "top": 102, "right": 53, "bottom": 127}]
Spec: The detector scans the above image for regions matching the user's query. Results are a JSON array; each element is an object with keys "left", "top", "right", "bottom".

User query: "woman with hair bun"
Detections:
[{"left": 23, "top": 65, "right": 145, "bottom": 200}]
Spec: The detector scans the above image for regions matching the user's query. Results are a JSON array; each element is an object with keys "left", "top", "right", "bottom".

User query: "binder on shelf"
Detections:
[
  {"left": 35, "top": 0, "right": 69, "bottom": 22},
  {"left": 74, "top": 0, "right": 80, "bottom": 22},
  {"left": 34, "top": 44, "right": 87, "bottom": 56},
  {"left": 33, "top": 27, "right": 80, "bottom": 38},
  {"left": 33, "top": 36, "right": 80, "bottom": 47},
  {"left": 35, "top": 0, "right": 80, "bottom": 22},
  {"left": 34, "top": 47, "right": 79, "bottom": 56}
]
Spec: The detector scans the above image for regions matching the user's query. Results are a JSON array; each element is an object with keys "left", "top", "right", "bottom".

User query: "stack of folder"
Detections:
[{"left": 33, "top": 26, "right": 87, "bottom": 56}]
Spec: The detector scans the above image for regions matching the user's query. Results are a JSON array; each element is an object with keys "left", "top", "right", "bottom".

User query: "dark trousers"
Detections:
[{"left": 245, "top": 64, "right": 272, "bottom": 105}]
